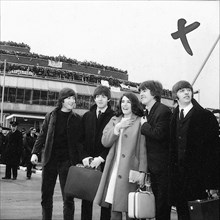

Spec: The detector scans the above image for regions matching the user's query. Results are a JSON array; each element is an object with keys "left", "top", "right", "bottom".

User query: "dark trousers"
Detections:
[
  {"left": 150, "top": 170, "right": 171, "bottom": 220},
  {"left": 176, "top": 200, "right": 190, "bottom": 220},
  {"left": 41, "top": 158, "right": 74, "bottom": 220},
  {"left": 26, "top": 159, "right": 33, "bottom": 177},
  {"left": 81, "top": 200, "right": 111, "bottom": 220},
  {"left": 5, "top": 164, "right": 18, "bottom": 179}
]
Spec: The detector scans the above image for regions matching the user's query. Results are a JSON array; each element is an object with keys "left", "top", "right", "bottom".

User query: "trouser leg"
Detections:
[
  {"left": 41, "top": 160, "right": 57, "bottom": 220},
  {"left": 58, "top": 160, "right": 74, "bottom": 220},
  {"left": 151, "top": 171, "right": 171, "bottom": 220},
  {"left": 81, "top": 200, "right": 93, "bottom": 220},
  {"left": 26, "top": 160, "right": 33, "bottom": 177},
  {"left": 12, "top": 165, "right": 18, "bottom": 179},
  {"left": 100, "top": 206, "right": 111, "bottom": 220},
  {"left": 5, "top": 165, "right": 11, "bottom": 178}
]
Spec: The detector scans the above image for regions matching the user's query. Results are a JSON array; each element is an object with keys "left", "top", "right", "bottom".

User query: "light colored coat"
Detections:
[{"left": 94, "top": 114, "right": 147, "bottom": 212}]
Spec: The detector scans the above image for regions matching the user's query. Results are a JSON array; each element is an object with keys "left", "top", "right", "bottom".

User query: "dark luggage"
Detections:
[
  {"left": 64, "top": 165, "right": 102, "bottom": 201},
  {"left": 188, "top": 198, "right": 219, "bottom": 220}
]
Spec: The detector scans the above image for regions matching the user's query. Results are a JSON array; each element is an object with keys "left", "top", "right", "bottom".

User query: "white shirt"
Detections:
[
  {"left": 179, "top": 102, "right": 193, "bottom": 118},
  {"left": 96, "top": 106, "right": 108, "bottom": 118}
]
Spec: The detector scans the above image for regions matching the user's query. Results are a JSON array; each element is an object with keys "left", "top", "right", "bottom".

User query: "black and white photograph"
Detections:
[{"left": 0, "top": 0, "right": 219, "bottom": 220}]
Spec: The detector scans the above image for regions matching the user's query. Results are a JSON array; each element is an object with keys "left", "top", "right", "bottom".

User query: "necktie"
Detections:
[
  {"left": 144, "top": 109, "right": 149, "bottom": 117},
  {"left": 180, "top": 109, "right": 184, "bottom": 120},
  {"left": 97, "top": 110, "right": 102, "bottom": 120}
]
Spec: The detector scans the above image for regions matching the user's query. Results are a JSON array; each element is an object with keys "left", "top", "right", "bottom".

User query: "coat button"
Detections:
[
  {"left": 122, "top": 154, "right": 125, "bottom": 158},
  {"left": 124, "top": 134, "right": 128, "bottom": 138},
  {"left": 118, "top": 175, "right": 122, "bottom": 179}
]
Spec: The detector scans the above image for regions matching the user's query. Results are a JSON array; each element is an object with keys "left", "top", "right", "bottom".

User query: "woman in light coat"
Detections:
[{"left": 94, "top": 92, "right": 147, "bottom": 220}]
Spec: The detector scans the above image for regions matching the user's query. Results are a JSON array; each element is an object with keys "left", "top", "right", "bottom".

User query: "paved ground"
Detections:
[{"left": 0, "top": 164, "right": 177, "bottom": 220}]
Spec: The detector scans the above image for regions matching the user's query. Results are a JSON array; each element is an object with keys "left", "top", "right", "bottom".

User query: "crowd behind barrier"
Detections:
[
  {"left": 0, "top": 41, "right": 30, "bottom": 50},
  {"left": 0, "top": 61, "right": 173, "bottom": 99},
  {"left": 0, "top": 42, "right": 127, "bottom": 74}
]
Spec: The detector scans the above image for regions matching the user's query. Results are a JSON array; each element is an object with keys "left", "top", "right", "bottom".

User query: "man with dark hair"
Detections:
[
  {"left": 2, "top": 121, "right": 23, "bottom": 180},
  {"left": 80, "top": 85, "right": 114, "bottom": 220},
  {"left": 168, "top": 80, "right": 220, "bottom": 220},
  {"left": 139, "top": 80, "right": 171, "bottom": 220},
  {"left": 31, "top": 87, "right": 83, "bottom": 220}
]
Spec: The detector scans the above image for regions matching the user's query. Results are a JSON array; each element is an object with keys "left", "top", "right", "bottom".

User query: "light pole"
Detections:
[{"left": 0, "top": 59, "right": 6, "bottom": 125}]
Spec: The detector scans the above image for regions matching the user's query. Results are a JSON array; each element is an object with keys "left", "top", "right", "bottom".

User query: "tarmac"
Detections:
[{"left": 0, "top": 164, "right": 177, "bottom": 220}]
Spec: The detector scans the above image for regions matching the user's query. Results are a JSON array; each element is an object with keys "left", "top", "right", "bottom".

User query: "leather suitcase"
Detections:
[
  {"left": 188, "top": 198, "right": 219, "bottom": 220},
  {"left": 128, "top": 190, "right": 155, "bottom": 219},
  {"left": 64, "top": 165, "right": 102, "bottom": 201}
]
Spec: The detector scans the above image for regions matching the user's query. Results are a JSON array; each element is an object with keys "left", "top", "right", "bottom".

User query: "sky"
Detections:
[{"left": 0, "top": 0, "right": 219, "bottom": 109}]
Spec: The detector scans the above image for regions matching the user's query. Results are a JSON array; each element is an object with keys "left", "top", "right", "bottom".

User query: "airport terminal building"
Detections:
[{"left": 0, "top": 41, "right": 173, "bottom": 131}]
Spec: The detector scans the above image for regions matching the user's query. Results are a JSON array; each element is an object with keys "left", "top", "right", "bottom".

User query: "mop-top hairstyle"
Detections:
[
  {"left": 139, "top": 80, "right": 163, "bottom": 102},
  {"left": 93, "top": 85, "right": 111, "bottom": 100},
  {"left": 172, "top": 80, "right": 193, "bottom": 100},
  {"left": 57, "top": 88, "right": 76, "bottom": 108}
]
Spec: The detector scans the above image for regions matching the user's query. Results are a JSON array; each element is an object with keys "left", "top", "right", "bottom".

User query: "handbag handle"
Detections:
[
  {"left": 137, "top": 173, "right": 153, "bottom": 193},
  {"left": 76, "top": 163, "right": 101, "bottom": 171}
]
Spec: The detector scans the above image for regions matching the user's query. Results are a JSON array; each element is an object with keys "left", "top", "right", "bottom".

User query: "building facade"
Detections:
[{"left": 0, "top": 41, "right": 173, "bottom": 132}]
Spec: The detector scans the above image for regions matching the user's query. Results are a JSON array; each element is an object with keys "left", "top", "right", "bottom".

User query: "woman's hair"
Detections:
[
  {"left": 115, "top": 92, "right": 144, "bottom": 117},
  {"left": 139, "top": 80, "right": 163, "bottom": 102}
]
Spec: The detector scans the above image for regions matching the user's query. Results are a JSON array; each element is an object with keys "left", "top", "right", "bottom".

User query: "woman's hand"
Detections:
[
  {"left": 137, "top": 172, "right": 146, "bottom": 187},
  {"left": 116, "top": 119, "right": 134, "bottom": 131}
]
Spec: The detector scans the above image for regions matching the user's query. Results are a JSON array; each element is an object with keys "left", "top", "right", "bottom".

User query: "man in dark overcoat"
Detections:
[
  {"left": 139, "top": 80, "right": 172, "bottom": 220},
  {"left": 2, "top": 121, "right": 23, "bottom": 180},
  {"left": 168, "top": 80, "right": 220, "bottom": 220},
  {"left": 31, "top": 88, "right": 83, "bottom": 220},
  {"left": 80, "top": 85, "right": 114, "bottom": 220}
]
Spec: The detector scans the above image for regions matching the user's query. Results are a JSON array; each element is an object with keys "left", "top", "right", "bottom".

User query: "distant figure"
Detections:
[
  {"left": 23, "top": 127, "right": 37, "bottom": 179},
  {"left": 31, "top": 88, "right": 83, "bottom": 220},
  {"left": 2, "top": 121, "right": 23, "bottom": 180},
  {"left": 0, "top": 124, "right": 6, "bottom": 164},
  {"left": 168, "top": 80, "right": 220, "bottom": 219},
  {"left": 20, "top": 127, "right": 27, "bottom": 167}
]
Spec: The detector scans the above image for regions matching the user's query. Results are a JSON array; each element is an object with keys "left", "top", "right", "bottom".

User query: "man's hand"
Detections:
[
  {"left": 90, "top": 156, "right": 103, "bottom": 169},
  {"left": 82, "top": 157, "right": 93, "bottom": 167},
  {"left": 141, "top": 116, "right": 147, "bottom": 125},
  {"left": 31, "top": 154, "right": 38, "bottom": 165}
]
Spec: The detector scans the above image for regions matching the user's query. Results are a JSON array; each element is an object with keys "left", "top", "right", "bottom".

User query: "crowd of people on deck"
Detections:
[{"left": 0, "top": 81, "right": 219, "bottom": 220}]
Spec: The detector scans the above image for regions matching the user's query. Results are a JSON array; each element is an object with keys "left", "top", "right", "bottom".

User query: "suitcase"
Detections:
[
  {"left": 64, "top": 165, "right": 102, "bottom": 201},
  {"left": 188, "top": 198, "right": 219, "bottom": 220},
  {"left": 128, "top": 188, "right": 155, "bottom": 219}
]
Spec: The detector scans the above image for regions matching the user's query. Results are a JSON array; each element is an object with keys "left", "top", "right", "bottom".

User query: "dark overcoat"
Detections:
[
  {"left": 141, "top": 102, "right": 171, "bottom": 174},
  {"left": 3, "top": 129, "right": 23, "bottom": 166},
  {"left": 23, "top": 132, "right": 37, "bottom": 160},
  {"left": 32, "top": 107, "right": 83, "bottom": 167},
  {"left": 79, "top": 104, "right": 114, "bottom": 166},
  {"left": 168, "top": 99, "right": 220, "bottom": 205}
]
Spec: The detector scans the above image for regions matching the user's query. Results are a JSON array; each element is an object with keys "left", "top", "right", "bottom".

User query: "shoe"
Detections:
[
  {"left": 2, "top": 177, "right": 11, "bottom": 179},
  {"left": 12, "top": 177, "right": 17, "bottom": 180},
  {"left": 26, "top": 177, "right": 31, "bottom": 180}
]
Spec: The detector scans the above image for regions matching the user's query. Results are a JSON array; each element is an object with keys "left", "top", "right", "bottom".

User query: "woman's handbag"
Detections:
[
  {"left": 64, "top": 165, "right": 102, "bottom": 201},
  {"left": 128, "top": 174, "right": 155, "bottom": 219}
]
